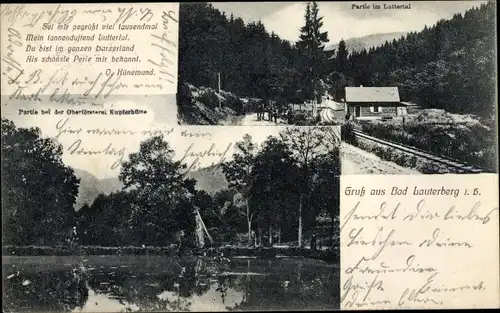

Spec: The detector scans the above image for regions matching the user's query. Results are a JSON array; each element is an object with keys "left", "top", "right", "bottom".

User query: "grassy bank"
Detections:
[
  {"left": 342, "top": 122, "right": 451, "bottom": 173},
  {"left": 354, "top": 137, "right": 451, "bottom": 174},
  {"left": 3, "top": 245, "right": 179, "bottom": 257},
  {"left": 2, "top": 245, "right": 340, "bottom": 264},
  {"left": 356, "top": 118, "right": 497, "bottom": 172},
  {"left": 177, "top": 83, "right": 253, "bottom": 125}
]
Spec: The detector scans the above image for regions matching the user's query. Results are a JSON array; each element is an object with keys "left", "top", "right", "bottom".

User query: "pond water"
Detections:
[{"left": 3, "top": 255, "right": 340, "bottom": 312}]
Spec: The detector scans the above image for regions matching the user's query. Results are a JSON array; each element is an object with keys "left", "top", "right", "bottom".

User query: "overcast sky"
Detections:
[
  {"left": 211, "top": 1, "right": 486, "bottom": 43},
  {"left": 2, "top": 96, "right": 282, "bottom": 179}
]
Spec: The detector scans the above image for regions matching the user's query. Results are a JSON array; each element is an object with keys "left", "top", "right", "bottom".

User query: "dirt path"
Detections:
[
  {"left": 237, "top": 113, "right": 287, "bottom": 126},
  {"left": 341, "top": 143, "right": 421, "bottom": 174}
]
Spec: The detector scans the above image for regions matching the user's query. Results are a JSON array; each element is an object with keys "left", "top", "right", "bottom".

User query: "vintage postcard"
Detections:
[{"left": 1, "top": 1, "right": 498, "bottom": 312}]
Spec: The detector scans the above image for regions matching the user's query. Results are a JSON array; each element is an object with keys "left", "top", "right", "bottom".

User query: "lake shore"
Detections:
[{"left": 2, "top": 245, "right": 340, "bottom": 264}]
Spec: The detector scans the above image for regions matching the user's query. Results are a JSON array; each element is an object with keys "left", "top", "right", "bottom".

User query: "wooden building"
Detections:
[{"left": 345, "top": 86, "right": 409, "bottom": 120}]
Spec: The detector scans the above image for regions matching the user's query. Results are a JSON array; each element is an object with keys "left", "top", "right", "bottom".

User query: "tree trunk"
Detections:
[
  {"left": 298, "top": 195, "right": 303, "bottom": 247},
  {"left": 297, "top": 259, "right": 303, "bottom": 282},
  {"left": 195, "top": 212, "right": 205, "bottom": 248},
  {"left": 330, "top": 212, "right": 335, "bottom": 249},
  {"left": 247, "top": 221, "right": 252, "bottom": 245},
  {"left": 269, "top": 224, "right": 272, "bottom": 246},
  {"left": 278, "top": 227, "right": 281, "bottom": 245},
  {"left": 246, "top": 198, "right": 252, "bottom": 245},
  {"left": 245, "top": 260, "right": 251, "bottom": 301}
]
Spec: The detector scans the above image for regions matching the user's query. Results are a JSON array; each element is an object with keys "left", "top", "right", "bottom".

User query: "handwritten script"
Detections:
[
  {"left": 340, "top": 174, "right": 499, "bottom": 309},
  {"left": 1, "top": 3, "right": 179, "bottom": 101},
  {"left": 50, "top": 117, "right": 232, "bottom": 177}
]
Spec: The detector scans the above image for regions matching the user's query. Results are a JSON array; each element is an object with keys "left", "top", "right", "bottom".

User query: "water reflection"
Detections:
[{"left": 3, "top": 256, "right": 339, "bottom": 312}]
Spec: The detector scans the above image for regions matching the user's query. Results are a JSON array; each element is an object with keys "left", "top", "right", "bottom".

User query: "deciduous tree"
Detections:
[
  {"left": 1, "top": 118, "right": 79, "bottom": 245},
  {"left": 221, "top": 134, "right": 258, "bottom": 244},
  {"left": 279, "top": 126, "right": 340, "bottom": 247},
  {"left": 119, "top": 136, "right": 197, "bottom": 246}
]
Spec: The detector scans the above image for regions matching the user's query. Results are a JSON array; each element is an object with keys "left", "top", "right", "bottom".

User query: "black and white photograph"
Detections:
[
  {"left": 330, "top": 0, "right": 496, "bottom": 175},
  {"left": 3, "top": 0, "right": 499, "bottom": 311},
  {"left": 2, "top": 89, "right": 341, "bottom": 311},
  {"left": 177, "top": 2, "right": 347, "bottom": 126}
]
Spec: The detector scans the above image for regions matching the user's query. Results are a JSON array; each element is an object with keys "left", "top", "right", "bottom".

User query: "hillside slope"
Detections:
[
  {"left": 73, "top": 169, "right": 123, "bottom": 210},
  {"left": 178, "top": 84, "right": 256, "bottom": 125},
  {"left": 326, "top": 31, "right": 408, "bottom": 54},
  {"left": 186, "top": 165, "right": 229, "bottom": 194}
]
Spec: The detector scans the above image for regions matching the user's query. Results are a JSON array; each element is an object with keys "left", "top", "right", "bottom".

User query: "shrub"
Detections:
[
  {"left": 198, "top": 90, "right": 220, "bottom": 108},
  {"left": 291, "top": 112, "right": 308, "bottom": 125},
  {"left": 341, "top": 123, "right": 357, "bottom": 145},
  {"left": 225, "top": 95, "right": 244, "bottom": 114},
  {"left": 418, "top": 162, "right": 444, "bottom": 174},
  {"left": 178, "top": 83, "right": 194, "bottom": 106}
]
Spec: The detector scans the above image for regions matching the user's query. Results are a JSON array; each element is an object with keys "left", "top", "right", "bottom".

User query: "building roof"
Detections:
[
  {"left": 400, "top": 101, "right": 419, "bottom": 106},
  {"left": 345, "top": 87, "right": 400, "bottom": 103}
]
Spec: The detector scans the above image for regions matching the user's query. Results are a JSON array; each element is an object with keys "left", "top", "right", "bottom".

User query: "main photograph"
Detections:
[{"left": 2, "top": 99, "right": 341, "bottom": 311}]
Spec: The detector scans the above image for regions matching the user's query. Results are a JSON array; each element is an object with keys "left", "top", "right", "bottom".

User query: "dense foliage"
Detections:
[
  {"left": 178, "top": 2, "right": 333, "bottom": 106},
  {"left": 222, "top": 127, "right": 341, "bottom": 247},
  {"left": 76, "top": 135, "right": 200, "bottom": 247},
  {"left": 1, "top": 118, "right": 79, "bottom": 245}
]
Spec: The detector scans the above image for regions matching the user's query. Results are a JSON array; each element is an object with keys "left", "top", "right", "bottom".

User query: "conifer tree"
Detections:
[
  {"left": 336, "top": 39, "right": 348, "bottom": 75},
  {"left": 297, "top": 1, "right": 330, "bottom": 101}
]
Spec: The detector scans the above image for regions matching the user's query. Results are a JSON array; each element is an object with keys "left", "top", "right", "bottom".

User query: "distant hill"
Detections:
[
  {"left": 326, "top": 31, "right": 408, "bottom": 54},
  {"left": 185, "top": 165, "right": 229, "bottom": 194},
  {"left": 73, "top": 169, "right": 123, "bottom": 211},
  {"left": 73, "top": 164, "right": 229, "bottom": 210}
]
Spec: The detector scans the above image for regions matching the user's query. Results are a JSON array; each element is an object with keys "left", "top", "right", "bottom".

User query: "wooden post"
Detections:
[
  {"left": 195, "top": 210, "right": 205, "bottom": 248},
  {"left": 218, "top": 72, "right": 221, "bottom": 109},
  {"left": 278, "top": 227, "right": 281, "bottom": 245},
  {"left": 195, "top": 208, "right": 213, "bottom": 246},
  {"left": 269, "top": 224, "right": 272, "bottom": 246}
]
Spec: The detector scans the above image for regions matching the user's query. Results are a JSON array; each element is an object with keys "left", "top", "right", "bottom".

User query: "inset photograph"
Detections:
[
  {"left": 177, "top": 2, "right": 348, "bottom": 126},
  {"left": 334, "top": 1, "right": 497, "bottom": 175}
]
